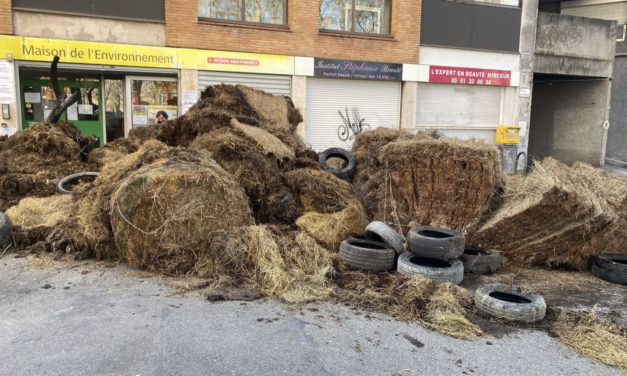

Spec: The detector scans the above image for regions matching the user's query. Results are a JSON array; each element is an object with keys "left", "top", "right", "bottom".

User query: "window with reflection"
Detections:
[
  {"left": 320, "top": 0, "right": 391, "bottom": 35},
  {"left": 199, "top": 0, "right": 287, "bottom": 25}
]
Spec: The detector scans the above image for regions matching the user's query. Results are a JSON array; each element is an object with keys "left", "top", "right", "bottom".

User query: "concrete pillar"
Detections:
[
  {"left": 515, "top": 0, "right": 539, "bottom": 161},
  {"left": 291, "top": 75, "right": 307, "bottom": 142},
  {"left": 400, "top": 81, "right": 417, "bottom": 130},
  {"left": 178, "top": 69, "right": 198, "bottom": 115}
]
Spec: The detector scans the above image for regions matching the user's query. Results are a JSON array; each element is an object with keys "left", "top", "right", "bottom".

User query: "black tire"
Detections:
[
  {"left": 364, "top": 221, "right": 405, "bottom": 255},
  {"left": 474, "top": 284, "right": 546, "bottom": 323},
  {"left": 56, "top": 172, "right": 99, "bottom": 194},
  {"left": 396, "top": 252, "right": 464, "bottom": 284},
  {"left": 319, "top": 148, "right": 356, "bottom": 180},
  {"left": 339, "top": 239, "right": 396, "bottom": 272},
  {"left": 0, "top": 211, "right": 11, "bottom": 247},
  {"left": 591, "top": 254, "right": 627, "bottom": 285},
  {"left": 460, "top": 247, "right": 502, "bottom": 274},
  {"left": 407, "top": 226, "right": 464, "bottom": 260}
]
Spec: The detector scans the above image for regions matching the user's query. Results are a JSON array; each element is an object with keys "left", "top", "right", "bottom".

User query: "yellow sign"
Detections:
[{"left": 0, "top": 35, "right": 294, "bottom": 75}]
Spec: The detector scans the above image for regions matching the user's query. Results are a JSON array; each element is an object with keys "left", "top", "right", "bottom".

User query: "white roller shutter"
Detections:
[
  {"left": 416, "top": 83, "right": 503, "bottom": 128},
  {"left": 306, "top": 78, "right": 401, "bottom": 151},
  {"left": 198, "top": 71, "right": 291, "bottom": 95}
]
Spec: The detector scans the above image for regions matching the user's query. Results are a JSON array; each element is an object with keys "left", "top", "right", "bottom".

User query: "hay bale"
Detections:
[
  {"left": 286, "top": 168, "right": 368, "bottom": 248},
  {"left": 191, "top": 128, "right": 301, "bottom": 224},
  {"left": 0, "top": 122, "right": 88, "bottom": 211},
  {"left": 372, "top": 137, "right": 503, "bottom": 235},
  {"left": 65, "top": 140, "right": 244, "bottom": 260},
  {"left": 109, "top": 155, "right": 252, "bottom": 273},
  {"left": 87, "top": 137, "right": 141, "bottom": 168},
  {"left": 231, "top": 118, "right": 294, "bottom": 161},
  {"left": 471, "top": 158, "right": 627, "bottom": 270},
  {"left": 193, "top": 226, "right": 334, "bottom": 303}
]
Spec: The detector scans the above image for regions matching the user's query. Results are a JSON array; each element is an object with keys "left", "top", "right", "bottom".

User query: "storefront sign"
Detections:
[
  {"left": 314, "top": 58, "right": 402, "bottom": 81},
  {"left": 429, "top": 65, "right": 511, "bottom": 86},
  {"left": 0, "top": 36, "right": 294, "bottom": 75}
]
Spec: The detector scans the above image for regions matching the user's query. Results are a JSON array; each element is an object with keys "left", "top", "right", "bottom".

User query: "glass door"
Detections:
[
  {"left": 20, "top": 78, "right": 103, "bottom": 146},
  {"left": 104, "top": 78, "right": 125, "bottom": 142},
  {"left": 124, "top": 76, "right": 178, "bottom": 135}
]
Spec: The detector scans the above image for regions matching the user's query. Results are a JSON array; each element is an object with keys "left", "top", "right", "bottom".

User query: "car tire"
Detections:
[
  {"left": 591, "top": 253, "right": 627, "bottom": 285},
  {"left": 460, "top": 247, "right": 502, "bottom": 274},
  {"left": 364, "top": 221, "right": 405, "bottom": 255},
  {"left": 56, "top": 172, "right": 99, "bottom": 194},
  {"left": 396, "top": 252, "right": 464, "bottom": 284},
  {"left": 0, "top": 211, "right": 11, "bottom": 246},
  {"left": 474, "top": 283, "right": 546, "bottom": 323},
  {"left": 319, "top": 148, "right": 356, "bottom": 180},
  {"left": 339, "top": 238, "right": 396, "bottom": 272},
  {"left": 407, "top": 226, "right": 464, "bottom": 260}
]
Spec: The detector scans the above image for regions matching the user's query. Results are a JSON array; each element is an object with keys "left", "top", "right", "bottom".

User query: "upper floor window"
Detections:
[
  {"left": 320, "top": 0, "right": 391, "bottom": 35},
  {"left": 198, "top": 0, "right": 287, "bottom": 25}
]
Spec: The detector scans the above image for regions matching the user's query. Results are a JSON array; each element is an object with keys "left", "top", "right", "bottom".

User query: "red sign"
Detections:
[
  {"left": 207, "top": 57, "right": 259, "bottom": 66},
  {"left": 429, "top": 65, "right": 511, "bottom": 86}
]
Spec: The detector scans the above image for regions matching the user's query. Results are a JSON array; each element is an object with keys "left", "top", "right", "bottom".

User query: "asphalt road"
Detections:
[{"left": 0, "top": 256, "right": 623, "bottom": 376}]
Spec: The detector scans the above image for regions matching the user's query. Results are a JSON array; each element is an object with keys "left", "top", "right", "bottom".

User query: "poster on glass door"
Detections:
[{"left": 148, "top": 106, "right": 177, "bottom": 124}]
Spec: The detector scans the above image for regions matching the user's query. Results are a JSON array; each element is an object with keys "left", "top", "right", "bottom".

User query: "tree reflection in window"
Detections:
[
  {"left": 199, "top": 0, "right": 286, "bottom": 25},
  {"left": 320, "top": 0, "right": 390, "bottom": 34}
]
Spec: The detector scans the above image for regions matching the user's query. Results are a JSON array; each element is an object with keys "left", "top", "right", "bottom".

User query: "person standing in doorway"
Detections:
[{"left": 155, "top": 110, "right": 168, "bottom": 124}]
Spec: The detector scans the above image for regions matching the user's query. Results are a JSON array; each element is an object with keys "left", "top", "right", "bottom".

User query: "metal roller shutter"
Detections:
[
  {"left": 198, "top": 71, "right": 291, "bottom": 96},
  {"left": 416, "top": 83, "right": 503, "bottom": 128},
  {"left": 306, "top": 78, "right": 401, "bottom": 151}
]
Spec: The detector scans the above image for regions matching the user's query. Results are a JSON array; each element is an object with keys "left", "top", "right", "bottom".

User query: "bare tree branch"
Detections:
[{"left": 46, "top": 56, "right": 80, "bottom": 124}]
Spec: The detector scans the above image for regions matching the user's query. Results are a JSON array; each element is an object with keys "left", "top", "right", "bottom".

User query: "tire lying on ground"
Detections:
[
  {"left": 397, "top": 252, "right": 464, "bottom": 284},
  {"left": 591, "top": 254, "right": 627, "bottom": 285},
  {"left": 339, "top": 238, "right": 396, "bottom": 272},
  {"left": 407, "top": 226, "right": 464, "bottom": 260},
  {"left": 0, "top": 211, "right": 11, "bottom": 246},
  {"left": 56, "top": 172, "right": 100, "bottom": 194},
  {"left": 364, "top": 221, "right": 405, "bottom": 255},
  {"left": 474, "top": 283, "right": 546, "bottom": 323},
  {"left": 460, "top": 247, "right": 502, "bottom": 274},
  {"left": 319, "top": 148, "right": 356, "bottom": 180}
]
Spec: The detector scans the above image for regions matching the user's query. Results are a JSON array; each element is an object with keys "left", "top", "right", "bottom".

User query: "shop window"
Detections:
[
  {"left": 129, "top": 78, "right": 178, "bottom": 129},
  {"left": 198, "top": 0, "right": 287, "bottom": 25},
  {"left": 320, "top": 0, "right": 391, "bottom": 35}
]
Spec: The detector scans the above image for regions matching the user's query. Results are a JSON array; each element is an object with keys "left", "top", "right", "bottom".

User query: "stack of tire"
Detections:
[
  {"left": 398, "top": 226, "right": 466, "bottom": 284},
  {"left": 338, "top": 221, "right": 404, "bottom": 272}
]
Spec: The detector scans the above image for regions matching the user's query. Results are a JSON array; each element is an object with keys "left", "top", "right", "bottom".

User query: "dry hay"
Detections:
[
  {"left": 0, "top": 122, "right": 88, "bottom": 211},
  {"left": 128, "top": 84, "right": 304, "bottom": 151},
  {"left": 191, "top": 127, "right": 301, "bottom": 224},
  {"left": 375, "top": 137, "right": 503, "bottom": 235},
  {"left": 193, "top": 226, "right": 334, "bottom": 303},
  {"left": 87, "top": 137, "right": 141, "bottom": 168},
  {"left": 64, "top": 140, "right": 250, "bottom": 260},
  {"left": 109, "top": 151, "right": 252, "bottom": 272},
  {"left": 470, "top": 158, "right": 627, "bottom": 270},
  {"left": 333, "top": 270, "right": 482, "bottom": 340},
  {"left": 4, "top": 195, "right": 71, "bottom": 247},
  {"left": 286, "top": 168, "right": 368, "bottom": 249},
  {"left": 552, "top": 309, "right": 627, "bottom": 371},
  {"left": 231, "top": 118, "right": 295, "bottom": 161},
  {"left": 237, "top": 85, "right": 305, "bottom": 152}
]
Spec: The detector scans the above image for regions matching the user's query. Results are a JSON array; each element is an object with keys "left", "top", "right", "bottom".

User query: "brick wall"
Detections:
[
  {"left": 166, "top": 0, "right": 420, "bottom": 63},
  {"left": 0, "top": 0, "right": 13, "bottom": 35}
]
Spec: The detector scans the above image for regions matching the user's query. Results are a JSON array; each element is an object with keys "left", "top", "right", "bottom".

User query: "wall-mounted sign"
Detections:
[
  {"left": 519, "top": 88, "right": 530, "bottom": 97},
  {"left": 314, "top": 58, "right": 402, "bottom": 81},
  {"left": 0, "top": 35, "right": 295, "bottom": 75},
  {"left": 429, "top": 65, "right": 511, "bottom": 86}
]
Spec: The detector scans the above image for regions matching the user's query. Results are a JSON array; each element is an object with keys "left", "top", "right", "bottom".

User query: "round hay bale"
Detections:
[{"left": 109, "top": 158, "right": 253, "bottom": 274}]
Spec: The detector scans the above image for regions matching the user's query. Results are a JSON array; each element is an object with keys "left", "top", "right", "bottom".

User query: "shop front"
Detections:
[
  {"left": 305, "top": 58, "right": 403, "bottom": 151},
  {"left": 0, "top": 36, "right": 295, "bottom": 145}
]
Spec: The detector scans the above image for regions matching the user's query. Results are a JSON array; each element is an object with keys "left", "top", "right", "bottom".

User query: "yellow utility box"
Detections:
[{"left": 495, "top": 125, "right": 520, "bottom": 144}]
